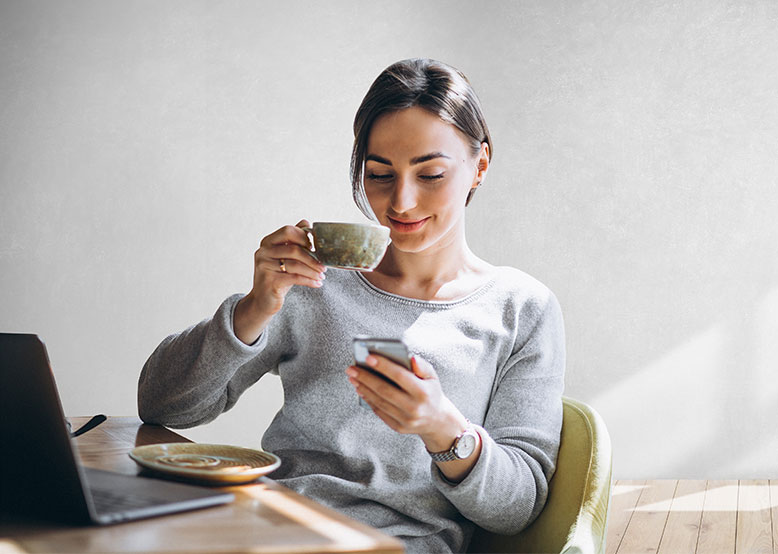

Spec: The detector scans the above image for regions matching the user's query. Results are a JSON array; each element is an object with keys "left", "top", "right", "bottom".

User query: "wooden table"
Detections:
[
  {"left": 0, "top": 416, "right": 404, "bottom": 554},
  {"left": 607, "top": 480, "right": 778, "bottom": 554}
]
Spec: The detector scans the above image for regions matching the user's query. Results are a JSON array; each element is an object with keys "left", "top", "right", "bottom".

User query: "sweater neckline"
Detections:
[{"left": 350, "top": 269, "right": 498, "bottom": 308}]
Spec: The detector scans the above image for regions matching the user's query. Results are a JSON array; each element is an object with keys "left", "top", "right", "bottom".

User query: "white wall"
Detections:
[{"left": 2, "top": 0, "right": 776, "bottom": 479}]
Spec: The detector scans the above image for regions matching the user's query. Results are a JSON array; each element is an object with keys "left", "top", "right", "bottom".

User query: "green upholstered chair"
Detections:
[{"left": 467, "top": 396, "right": 613, "bottom": 554}]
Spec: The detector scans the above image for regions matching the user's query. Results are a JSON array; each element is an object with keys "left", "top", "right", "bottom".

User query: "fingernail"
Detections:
[
  {"left": 314, "top": 281, "right": 323, "bottom": 287},
  {"left": 365, "top": 355, "right": 377, "bottom": 367},
  {"left": 318, "top": 272, "right": 326, "bottom": 280},
  {"left": 346, "top": 367, "right": 357, "bottom": 378}
]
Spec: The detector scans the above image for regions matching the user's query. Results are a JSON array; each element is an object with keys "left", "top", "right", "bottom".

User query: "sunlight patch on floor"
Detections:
[{"left": 632, "top": 484, "right": 777, "bottom": 512}]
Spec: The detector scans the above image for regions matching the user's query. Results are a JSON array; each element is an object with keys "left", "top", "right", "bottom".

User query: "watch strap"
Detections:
[
  {"left": 426, "top": 422, "right": 473, "bottom": 462},
  {"left": 427, "top": 448, "right": 459, "bottom": 463}
]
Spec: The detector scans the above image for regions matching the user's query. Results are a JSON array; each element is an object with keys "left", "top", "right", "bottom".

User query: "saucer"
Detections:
[{"left": 129, "top": 443, "right": 281, "bottom": 485}]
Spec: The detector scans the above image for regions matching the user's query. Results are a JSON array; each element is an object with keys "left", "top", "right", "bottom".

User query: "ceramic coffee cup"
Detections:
[{"left": 303, "top": 222, "right": 390, "bottom": 271}]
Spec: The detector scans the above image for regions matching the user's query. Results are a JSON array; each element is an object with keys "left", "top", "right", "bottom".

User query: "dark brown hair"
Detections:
[{"left": 350, "top": 58, "right": 493, "bottom": 218}]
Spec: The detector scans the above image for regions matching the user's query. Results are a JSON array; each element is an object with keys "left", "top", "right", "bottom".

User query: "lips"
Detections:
[{"left": 387, "top": 216, "right": 429, "bottom": 233}]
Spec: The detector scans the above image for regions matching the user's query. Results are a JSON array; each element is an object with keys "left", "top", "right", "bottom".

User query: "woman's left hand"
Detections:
[{"left": 345, "top": 354, "right": 469, "bottom": 454}]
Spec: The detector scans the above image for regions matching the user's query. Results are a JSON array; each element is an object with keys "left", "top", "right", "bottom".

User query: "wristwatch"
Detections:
[{"left": 426, "top": 423, "right": 479, "bottom": 462}]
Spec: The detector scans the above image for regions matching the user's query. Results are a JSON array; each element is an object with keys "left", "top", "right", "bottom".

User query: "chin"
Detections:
[{"left": 388, "top": 234, "right": 434, "bottom": 254}]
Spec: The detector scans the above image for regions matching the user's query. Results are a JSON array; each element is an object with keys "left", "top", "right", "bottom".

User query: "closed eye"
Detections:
[
  {"left": 366, "top": 172, "right": 393, "bottom": 182},
  {"left": 419, "top": 173, "right": 445, "bottom": 181}
]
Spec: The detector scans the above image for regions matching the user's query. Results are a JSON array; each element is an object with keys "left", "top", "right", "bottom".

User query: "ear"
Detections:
[
  {"left": 472, "top": 142, "right": 490, "bottom": 189},
  {"left": 465, "top": 143, "right": 490, "bottom": 206}
]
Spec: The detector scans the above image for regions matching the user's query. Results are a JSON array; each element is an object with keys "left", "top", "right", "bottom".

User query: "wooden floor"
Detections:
[{"left": 607, "top": 480, "right": 778, "bottom": 554}]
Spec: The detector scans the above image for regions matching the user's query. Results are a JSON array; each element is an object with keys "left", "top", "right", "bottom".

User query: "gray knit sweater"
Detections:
[{"left": 138, "top": 267, "right": 565, "bottom": 553}]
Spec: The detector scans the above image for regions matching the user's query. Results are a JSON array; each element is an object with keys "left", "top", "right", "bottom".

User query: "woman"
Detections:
[{"left": 138, "top": 58, "right": 565, "bottom": 553}]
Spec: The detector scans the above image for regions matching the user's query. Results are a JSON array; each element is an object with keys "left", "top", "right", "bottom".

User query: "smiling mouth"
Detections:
[{"left": 387, "top": 216, "right": 429, "bottom": 233}]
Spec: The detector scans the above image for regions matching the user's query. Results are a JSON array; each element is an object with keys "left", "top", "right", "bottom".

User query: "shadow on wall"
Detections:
[
  {"left": 465, "top": 1, "right": 778, "bottom": 479},
  {"left": 590, "top": 286, "right": 778, "bottom": 478}
]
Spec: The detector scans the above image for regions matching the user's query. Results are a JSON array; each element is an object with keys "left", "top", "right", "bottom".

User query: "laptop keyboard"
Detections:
[{"left": 90, "top": 487, "right": 159, "bottom": 513}]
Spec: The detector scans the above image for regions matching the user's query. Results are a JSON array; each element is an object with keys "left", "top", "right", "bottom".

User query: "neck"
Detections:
[
  {"left": 363, "top": 222, "right": 494, "bottom": 302},
  {"left": 374, "top": 225, "right": 477, "bottom": 288}
]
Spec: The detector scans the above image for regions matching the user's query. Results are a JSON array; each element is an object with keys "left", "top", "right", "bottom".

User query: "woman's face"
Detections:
[{"left": 364, "top": 106, "right": 487, "bottom": 256}]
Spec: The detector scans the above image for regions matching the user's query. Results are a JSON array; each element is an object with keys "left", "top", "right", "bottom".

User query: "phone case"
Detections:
[
  {"left": 352, "top": 337, "right": 412, "bottom": 370},
  {"left": 352, "top": 337, "right": 412, "bottom": 409}
]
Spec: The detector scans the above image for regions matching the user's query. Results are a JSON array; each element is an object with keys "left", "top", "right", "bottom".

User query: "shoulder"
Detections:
[
  {"left": 480, "top": 266, "right": 563, "bottom": 331},
  {"left": 489, "top": 266, "right": 558, "bottom": 307}
]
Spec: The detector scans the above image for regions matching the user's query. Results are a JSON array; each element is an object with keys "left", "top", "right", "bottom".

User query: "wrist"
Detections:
[
  {"left": 234, "top": 294, "right": 272, "bottom": 345},
  {"left": 239, "top": 291, "right": 272, "bottom": 317},
  {"left": 420, "top": 404, "right": 469, "bottom": 453},
  {"left": 425, "top": 421, "right": 480, "bottom": 463}
]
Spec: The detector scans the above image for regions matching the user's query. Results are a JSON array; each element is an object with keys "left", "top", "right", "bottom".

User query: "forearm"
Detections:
[
  {"left": 138, "top": 324, "right": 229, "bottom": 427},
  {"left": 233, "top": 294, "right": 274, "bottom": 346},
  {"left": 138, "top": 294, "right": 268, "bottom": 427},
  {"left": 430, "top": 434, "right": 483, "bottom": 483},
  {"left": 431, "top": 425, "right": 557, "bottom": 534},
  {"left": 420, "top": 400, "right": 482, "bottom": 483}
]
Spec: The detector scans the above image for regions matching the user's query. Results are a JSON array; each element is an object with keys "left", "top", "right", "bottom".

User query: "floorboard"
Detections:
[
  {"left": 736, "top": 480, "right": 773, "bottom": 554},
  {"left": 608, "top": 480, "right": 777, "bottom": 554},
  {"left": 607, "top": 480, "right": 647, "bottom": 554},
  {"left": 617, "top": 479, "right": 677, "bottom": 554},
  {"left": 696, "top": 480, "right": 737, "bottom": 554},
  {"left": 657, "top": 479, "right": 706, "bottom": 554}
]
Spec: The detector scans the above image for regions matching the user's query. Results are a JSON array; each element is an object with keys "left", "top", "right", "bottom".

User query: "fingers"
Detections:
[
  {"left": 255, "top": 223, "right": 325, "bottom": 287},
  {"left": 270, "top": 256, "right": 323, "bottom": 280},
  {"left": 240, "top": 221, "right": 322, "bottom": 331},
  {"left": 410, "top": 356, "right": 436, "bottom": 380},
  {"left": 253, "top": 254, "right": 323, "bottom": 293},
  {"left": 360, "top": 354, "right": 435, "bottom": 402},
  {"left": 346, "top": 355, "right": 459, "bottom": 440},
  {"left": 359, "top": 391, "right": 407, "bottom": 432},
  {"left": 261, "top": 223, "right": 313, "bottom": 251},
  {"left": 367, "top": 354, "right": 418, "bottom": 387},
  {"left": 257, "top": 243, "right": 324, "bottom": 277},
  {"left": 349, "top": 367, "right": 415, "bottom": 428},
  {"left": 346, "top": 354, "right": 426, "bottom": 413},
  {"left": 273, "top": 262, "right": 324, "bottom": 288}
]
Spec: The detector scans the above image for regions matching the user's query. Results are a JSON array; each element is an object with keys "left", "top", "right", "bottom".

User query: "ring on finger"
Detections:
[{"left": 279, "top": 259, "right": 287, "bottom": 273}]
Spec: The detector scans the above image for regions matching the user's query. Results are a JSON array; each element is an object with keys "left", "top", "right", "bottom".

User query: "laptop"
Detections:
[{"left": 0, "top": 333, "right": 234, "bottom": 525}]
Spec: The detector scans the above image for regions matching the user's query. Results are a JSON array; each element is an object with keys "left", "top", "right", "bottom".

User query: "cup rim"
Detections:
[{"left": 313, "top": 221, "right": 388, "bottom": 229}]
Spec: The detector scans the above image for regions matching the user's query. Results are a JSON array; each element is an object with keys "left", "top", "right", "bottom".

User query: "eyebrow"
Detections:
[{"left": 365, "top": 152, "right": 452, "bottom": 166}]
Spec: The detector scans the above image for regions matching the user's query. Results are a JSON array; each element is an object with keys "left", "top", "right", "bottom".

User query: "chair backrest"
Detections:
[{"left": 467, "top": 396, "right": 613, "bottom": 554}]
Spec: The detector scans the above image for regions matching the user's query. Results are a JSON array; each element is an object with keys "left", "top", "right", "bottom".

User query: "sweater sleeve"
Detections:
[
  {"left": 137, "top": 294, "right": 276, "bottom": 428},
  {"left": 431, "top": 290, "right": 565, "bottom": 534}
]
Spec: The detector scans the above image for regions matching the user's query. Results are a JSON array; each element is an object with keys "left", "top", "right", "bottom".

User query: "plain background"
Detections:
[{"left": 2, "top": 0, "right": 777, "bottom": 479}]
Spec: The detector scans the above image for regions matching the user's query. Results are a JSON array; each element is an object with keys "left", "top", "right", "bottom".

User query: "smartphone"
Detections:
[{"left": 352, "top": 337, "right": 412, "bottom": 406}]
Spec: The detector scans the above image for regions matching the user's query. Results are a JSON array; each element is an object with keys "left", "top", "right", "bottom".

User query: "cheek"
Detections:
[
  {"left": 365, "top": 188, "right": 387, "bottom": 210},
  {"left": 435, "top": 178, "right": 473, "bottom": 209},
  {"left": 441, "top": 196, "right": 466, "bottom": 217},
  {"left": 365, "top": 190, "right": 395, "bottom": 221},
  {"left": 422, "top": 190, "right": 466, "bottom": 221}
]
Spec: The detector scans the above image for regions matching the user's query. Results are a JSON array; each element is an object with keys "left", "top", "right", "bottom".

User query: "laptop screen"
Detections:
[{"left": 0, "top": 333, "right": 93, "bottom": 523}]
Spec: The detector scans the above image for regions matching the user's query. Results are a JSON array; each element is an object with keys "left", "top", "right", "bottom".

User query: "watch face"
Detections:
[{"left": 455, "top": 432, "right": 477, "bottom": 459}]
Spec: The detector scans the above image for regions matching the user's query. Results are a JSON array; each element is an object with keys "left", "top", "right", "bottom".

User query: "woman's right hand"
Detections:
[{"left": 234, "top": 219, "right": 326, "bottom": 345}]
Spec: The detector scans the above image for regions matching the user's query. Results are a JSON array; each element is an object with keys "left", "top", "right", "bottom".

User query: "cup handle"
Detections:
[{"left": 301, "top": 227, "right": 319, "bottom": 260}]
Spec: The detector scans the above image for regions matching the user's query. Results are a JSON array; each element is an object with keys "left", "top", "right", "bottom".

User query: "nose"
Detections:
[{"left": 390, "top": 176, "right": 418, "bottom": 214}]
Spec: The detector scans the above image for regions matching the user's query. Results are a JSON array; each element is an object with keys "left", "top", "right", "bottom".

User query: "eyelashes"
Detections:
[
  {"left": 366, "top": 172, "right": 392, "bottom": 182},
  {"left": 365, "top": 173, "right": 445, "bottom": 182},
  {"left": 420, "top": 174, "right": 445, "bottom": 181}
]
